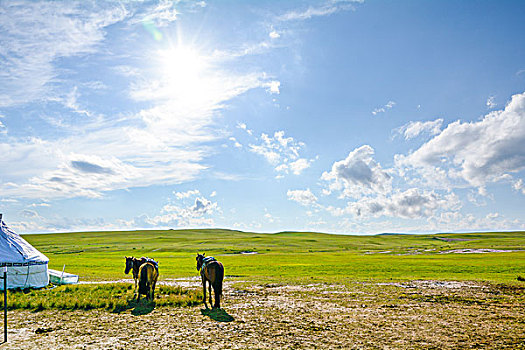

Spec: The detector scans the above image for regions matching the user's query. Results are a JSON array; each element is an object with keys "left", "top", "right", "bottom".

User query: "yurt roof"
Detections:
[{"left": 0, "top": 215, "right": 49, "bottom": 265}]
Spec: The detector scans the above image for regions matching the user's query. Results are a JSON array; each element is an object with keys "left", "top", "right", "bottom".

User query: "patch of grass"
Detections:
[
  {"left": 1, "top": 283, "right": 202, "bottom": 312},
  {"left": 19, "top": 229, "right": 525, "bottom": 283}
]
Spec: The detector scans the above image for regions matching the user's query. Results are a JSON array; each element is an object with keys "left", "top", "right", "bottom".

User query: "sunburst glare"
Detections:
[{"left": 156, "top": 46, "right": 209, "bottom": 94}]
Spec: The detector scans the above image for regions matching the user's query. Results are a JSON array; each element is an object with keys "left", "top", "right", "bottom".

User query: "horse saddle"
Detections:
[
  {"left": 202, "top": 256, "right": 217, "bottom": 269},
  {"left": 142, "top": 257, "right": 159, "bottom": 271}
]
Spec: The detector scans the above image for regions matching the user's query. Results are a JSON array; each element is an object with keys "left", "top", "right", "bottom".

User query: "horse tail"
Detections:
[
  {"left": 138, "top": 263, "right": 149, "bottom": 296},
  {"left": 214, "top": 262, "right": 224, "bottom": 297}
]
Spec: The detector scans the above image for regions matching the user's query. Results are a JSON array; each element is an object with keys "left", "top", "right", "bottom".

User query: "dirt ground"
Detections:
[{"left": 2, "top": 280, "right": 524, "bottom": 349}]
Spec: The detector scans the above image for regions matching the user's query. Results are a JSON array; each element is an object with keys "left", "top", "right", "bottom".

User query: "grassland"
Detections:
[
  {"left": 22, "top": 229, "right": 525, "bottom": 283},
  {"left": 3, "top": 229, "right": 524, "bottom": 349}
]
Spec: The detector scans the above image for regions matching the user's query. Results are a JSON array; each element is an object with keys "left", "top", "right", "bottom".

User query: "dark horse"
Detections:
[
  {"left": 137, "top": 262, "right": 159, "bottom": 301},
  {"left": 125, "top": 256, "right": 146, "bottom": 299},
  {"left": 196, "top": 253, "right": 224, "bottom": 309},
  {"left": 125, "top": 257, "right": 159, "bottom": 300}
]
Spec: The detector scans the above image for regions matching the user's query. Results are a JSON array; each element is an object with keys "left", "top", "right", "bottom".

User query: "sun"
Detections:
[
  {"left": 148, "top": 43, "right": 222, "bottom": 111},
  {"left": 157, "top": 46, "right": 208, "bottom": 92}
]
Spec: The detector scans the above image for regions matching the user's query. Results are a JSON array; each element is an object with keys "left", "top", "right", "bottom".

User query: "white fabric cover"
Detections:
[{"left": 0, "top": 220, "right": 49, "bottom": 290}]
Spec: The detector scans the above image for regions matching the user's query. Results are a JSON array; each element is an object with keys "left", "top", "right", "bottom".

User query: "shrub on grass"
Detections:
[{"left": 3, "top": 283, "right": 201, "bottom": 312}]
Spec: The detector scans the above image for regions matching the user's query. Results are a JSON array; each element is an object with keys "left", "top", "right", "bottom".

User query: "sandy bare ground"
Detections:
[{"left": 2, "top": 280, "right": 524, "bottom": 349}]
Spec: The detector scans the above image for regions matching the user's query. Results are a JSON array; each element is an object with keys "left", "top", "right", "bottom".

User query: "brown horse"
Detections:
[
  {"left": 137, "top": 262, "right": 159, "bottom": 301},
  {"left": 125, "top": 256, "right": 146, "bottom": 298},
  {"left": 125, "top": 256, "right": 159, "bottom": 299},
  {"left": 196, "top": 253, "right": 224, "bottom": 309}
]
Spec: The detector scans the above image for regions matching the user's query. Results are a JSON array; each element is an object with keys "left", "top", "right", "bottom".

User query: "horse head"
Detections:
[
  {"left": 125, "top": 256, "right": 134, "bottom": 274},
  {"left": 196, "top": 253, "right": 205, "bottom": 271}
]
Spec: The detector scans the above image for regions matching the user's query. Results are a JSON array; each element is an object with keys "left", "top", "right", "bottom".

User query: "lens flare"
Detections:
[{"left": 142, "top": 20, "right": 163, "bottom": 41}]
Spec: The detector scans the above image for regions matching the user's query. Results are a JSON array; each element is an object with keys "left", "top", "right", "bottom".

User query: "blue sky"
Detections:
[{"left": 1, "top": 0, "right": 525, "bottom": 234}]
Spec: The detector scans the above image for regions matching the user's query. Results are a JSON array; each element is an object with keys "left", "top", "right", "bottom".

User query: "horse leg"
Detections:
[
  {"left": 134, "top": 278, "right": 138, "bottom": 299},
  {"left": 202, "top": 278, "right": 208, "bottom": 309},
  {"left": 151, "top": 281, "right": 156, "bottom": 301},
  {"left": 208, "top": 281, "right": 213, "bottom": 308},
  {"left": 214, "top": 285, "right": 221, "bottom": 309}
]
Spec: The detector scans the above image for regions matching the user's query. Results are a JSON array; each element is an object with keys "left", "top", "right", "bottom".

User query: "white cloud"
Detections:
[
  {"left": 321, "top": 145, "right": 392, "bottom": 198},
  {"left": 394, "top": 119, "right": 443, "bottom": 140},
  {"left": 288, "top": 158, "right": 313, "bottom": 175},
  {"left": 486, "top": 95, "right": 497, "bottom": 109},
  {"left": 429, "top": 211, "right": 525, "bottom": 232},
  {"left": 513, "top": 179, "right": 525, "bottom": 195},
  {"left": 269, "top": 30, "right": 280, "bottom": 39},
  {"left": 467, "top": 190, "right": 489, "bottom": 206},
  {"left": 319, "top": 144, "right": 463, "bottom": 221},
  {"left": 148, "top": 191, "right": 219, "bottom": 227},
  {"left": 278, "top": 1, "right": 362, "bottom": 21},
  {"left": 0, "top": 1, "right": 128, "bottom": 107},
  {"left": 83, "top": 81, "right": 108, "bottom": 91},
  {"left": 0, "top": 198, "right": 18, "bottom": 203},
  {"left": 397, "top": 92, "right": 525, "bottom": 192},
  {"left": 328, "top": 189, "right": 460, "bottom": 220},
  {"left": 372, "top": 101, "right": 396, "bottom": 115},
  {"left": 248, "top": 130, "right": 314, "bottom": 175},
  {"left": 265, "top": 80, "right": 281, "bottom": 94},
  {"left": 264, "top": 210, "right": 278, "bottom": 223},
  {"left": 229, "top": 137, "right": 243, "bottom": 148},
  {"left": 19, "top": 209, "right": 40, "bottom": 219},
  {"left": 6, "top": 213, "right": 110, "bottom": 234},
  {"left": 174, "top": 189, "right": 201, "bottom": 199},
  {"left": 141, "top": 1, "right": 179, "bottom": 27},
  {"left": 237, "top": 122, "right": 253, "bottom": 135},
  {"left": 287, "top": 189, "right": 318, "bottom": 206},
  {"left": 29, "top": 202, "right": 50, "bottom": 208},
  {"left": 48, "top": 86, "right": 96, "bottom": 118},
  {"left": 0, "top": 2, "right": 283, "bottom": 200}
]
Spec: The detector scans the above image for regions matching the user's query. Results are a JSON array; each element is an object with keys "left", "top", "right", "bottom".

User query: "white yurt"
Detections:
[{"left": 0, "top": 214, "right": 49, "bottom": 290}]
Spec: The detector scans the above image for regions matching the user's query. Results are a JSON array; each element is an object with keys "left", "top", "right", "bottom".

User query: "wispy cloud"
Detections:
[
  {"left": 513, "top": 179, "right": 525, "bottom": 195},
  {"left": 143, "top": 190, "right": 220, "bottom": 228},
  {"left": 0, "top": 1, "right": 128, "bottom": 107},
  {"left": 0, "top": 1, "right": 283, "bottom": 200},
  {"left": 287, "top": 189, "right": 318, "bottom": 206},
  {"left": 372, "top": 101, "right": 396, "bottom": 115},
  {"left": 247, "top": 129, "right": 315, "bottom": 176},
  {"left": 278, "top": 0, "right": 363, "bottom": 22},
  {"left": 486, "top": 95, "right": 497, "bottom": 109},
  {"left": 269, "top": 30, "right": 280, "bottom": 39},
  {"left": 394, "top": 119, "right": 443, "bottom": 140}
]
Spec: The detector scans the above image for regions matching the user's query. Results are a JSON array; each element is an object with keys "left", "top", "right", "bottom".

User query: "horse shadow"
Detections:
[
  {"left": 126, "top": 299, "right": 156, "bottom": 316},
  {"left": 200, "top": 308, "right": 235, "bottom": 322}
]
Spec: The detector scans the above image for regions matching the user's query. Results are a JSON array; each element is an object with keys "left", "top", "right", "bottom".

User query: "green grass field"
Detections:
[{"left": 23, "top": 229, "right": 525, "bottom": 284}]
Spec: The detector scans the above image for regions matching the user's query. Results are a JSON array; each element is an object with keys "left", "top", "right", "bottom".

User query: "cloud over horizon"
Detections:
[{"left": 397, "top": 92, "right": 525, "bottom": 193}]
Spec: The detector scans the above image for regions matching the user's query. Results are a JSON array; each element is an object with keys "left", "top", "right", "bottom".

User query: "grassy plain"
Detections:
[
  {"left": 3, "top": 230, "right": 524, "bottom": 349},
  {"left": 22, "top": 229, "right": 525, "bottom": 283}
]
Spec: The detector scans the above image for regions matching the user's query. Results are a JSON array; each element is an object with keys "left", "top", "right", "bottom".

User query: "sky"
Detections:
[{"left": 1, "top": 0, "right": 525, "bottom": 234}]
